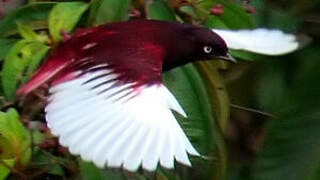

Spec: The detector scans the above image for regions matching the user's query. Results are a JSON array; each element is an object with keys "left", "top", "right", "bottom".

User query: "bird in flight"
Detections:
[{"left": 18, "top": 20, "right": 298, "bottom": 172}]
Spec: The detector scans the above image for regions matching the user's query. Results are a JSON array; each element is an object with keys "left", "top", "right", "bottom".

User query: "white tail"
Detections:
[{"left": 213, "top": 28, "right": 299, "bottom": 55}]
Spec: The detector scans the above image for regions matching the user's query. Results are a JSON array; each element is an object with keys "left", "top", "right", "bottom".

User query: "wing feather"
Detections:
[{"left": 46, "top": 69, "right": 200, "bottom": 171}]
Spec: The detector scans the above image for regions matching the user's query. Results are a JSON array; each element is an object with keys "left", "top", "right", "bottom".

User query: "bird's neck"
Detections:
[
  {"left": 162, "top": 56, "right": 194, "bottom": 71},
  {"left": 162, "top": 42, "right": 196, "bottom": 71}
]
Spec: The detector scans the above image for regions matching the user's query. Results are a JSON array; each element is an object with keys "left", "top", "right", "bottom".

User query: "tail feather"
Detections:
[{"left": 213, "top": 28, "right": 299, "bottom": 55}]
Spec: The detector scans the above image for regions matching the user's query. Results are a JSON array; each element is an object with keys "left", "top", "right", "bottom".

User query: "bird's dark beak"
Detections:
[{"left": 216, "top": 53, "right": 237, "bottom": 63}]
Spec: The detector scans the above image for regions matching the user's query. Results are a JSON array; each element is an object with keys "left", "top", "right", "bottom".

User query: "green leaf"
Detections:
[
  {"left": 48, "top": 164, "right": 64, "bottom": 176},
  {"left": 0, "top": 109, "right": 31, "bottom": 169},
  {"left": 195, "top": 61, "right": 229, "bottom": 180},
  {"left": 198, "top": 0, "right": 254, "bottom": 29},
  {"left": 17, "top": 23, "right": 48, "bottom": 43},
  {"left": 229, "top": 49, "right": 262, "bottom": 61},
  {"left": 146, "top": 0, "right": 176, "bottom": 21},
  {"left": 179, "top": 5, "right": 198, "bottom": 19},
  {"left": 196, "top": 62, "right": 229, "bottom": 134},
  {"left": 49, "top": 2, "right": 89, "bottom": 42},
  {"left": 79, "top": 160, "right": 125, "bottom": 180},
  {"left": 32, "top": 130, "right": 45, "bottom": 145},
  {"left": 164, "top": 65, "right": 212, "bottom": 152},
  {"left": 2, "top": 40, "right": 49, "bottom": 100},
  {"left": 163, "top": 64, "right": 226, "bottom": 179},
  {"left": 0, "top": 38, "right": 18, "bottom": 60},
  {"left": 0, "top": 159, "right": 15, "bottom": 180},
  {"left": 204, "top": 15, "right": 228, "bottom": 29},
  {"left": 88, "top": 0, "right": 132, "bottom": 25},
  {"left": 252, "top": 45, "right": 320, "bottom": 180},
  {"left": 31, "top": 149, "right": 65, "bottom": 176},
  {"left": 0, "top": 2, "right": 56, "bottom": 37},
  {"left": 0, "top": 136, "right": 12, "bottom": 159},
  {"left": 200, "top": 0, "right": 256, "bottom": 61},
  {"left": 17, "top": 23, "right": 38, "bottom": 41},
  {"left": 253, "top": 111, "right": 320, "bottom": 180},
  {"left": 309, "top": 164, "right": 320, "bottom": 180},
  {"left": 256, "top": 60, "right": 294, "bottom": 113}
]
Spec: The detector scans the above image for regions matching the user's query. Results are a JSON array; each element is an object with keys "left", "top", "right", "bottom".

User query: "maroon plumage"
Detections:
[
  {"left": 17, "top": 20, "right": 233, "bottom": 171},
  {"left": 18, "top": 20, "right": 229, "bottom": 95}
]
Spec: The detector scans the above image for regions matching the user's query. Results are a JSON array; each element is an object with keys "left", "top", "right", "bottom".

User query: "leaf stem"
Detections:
[{"left": 230, "top": 104, "right": 276, "bottom": 118}]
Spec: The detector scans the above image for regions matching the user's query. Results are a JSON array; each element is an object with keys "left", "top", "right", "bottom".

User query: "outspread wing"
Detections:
[
  {"left": 212, "top": 28, "right": 299, "bottom": 55},
  {"left": 45, "top": 66, "right": 200, "bottom": 172}
]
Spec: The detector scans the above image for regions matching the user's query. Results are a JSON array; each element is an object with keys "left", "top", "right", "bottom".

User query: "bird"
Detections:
[{"left": 17, "top": 19, "right": 298, "bottom": 172}]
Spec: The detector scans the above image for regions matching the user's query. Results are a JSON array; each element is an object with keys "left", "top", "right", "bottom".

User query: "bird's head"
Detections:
[
  {"left": 186, "top": 26, "right": 236, "bottom": 63},
  {"left": 163, "top": 23, "right": 236, "bottom": 70}
]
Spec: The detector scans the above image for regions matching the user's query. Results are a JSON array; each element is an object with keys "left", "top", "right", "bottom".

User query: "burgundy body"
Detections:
[{"left": 18, "top": 20, "right": 228, "bottom": 95}]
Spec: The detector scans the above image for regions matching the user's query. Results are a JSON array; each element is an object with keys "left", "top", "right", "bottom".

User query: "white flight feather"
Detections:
[
  {"left": 45, "top": 70, "right": 199, "bottom": 172},
  {"left": 212, "top": 28, "right": 299, "bottom": 55}
]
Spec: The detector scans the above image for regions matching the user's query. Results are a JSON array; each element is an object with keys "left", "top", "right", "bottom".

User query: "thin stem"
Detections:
[{"left": 230, "top": 104, "right": 276, "bottom": 118}]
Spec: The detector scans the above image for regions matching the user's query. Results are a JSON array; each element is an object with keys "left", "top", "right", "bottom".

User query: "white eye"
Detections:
[{"left": 203, "top": 46, "right": 212, "bottom": 53}]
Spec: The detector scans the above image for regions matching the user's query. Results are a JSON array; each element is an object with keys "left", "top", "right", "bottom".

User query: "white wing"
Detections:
[
  {"left": 213, "top": 28, "right": 299, "bottom": 55},
  {"left": 45, "top": 67, "right": 199, "bottom": 172}
]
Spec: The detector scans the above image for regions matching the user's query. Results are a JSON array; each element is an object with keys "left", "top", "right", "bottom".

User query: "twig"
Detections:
[{"left": 230, "top": 104, "right": 276, "bottom": 118}]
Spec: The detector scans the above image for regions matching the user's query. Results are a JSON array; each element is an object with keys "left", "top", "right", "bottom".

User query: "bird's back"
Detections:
[{"left": 18, "top": 20, "right": 183, "bottom": 95}]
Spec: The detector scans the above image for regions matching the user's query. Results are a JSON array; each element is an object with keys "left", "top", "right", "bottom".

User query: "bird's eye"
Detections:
[{"left": 203, "top": 46, "right": 212, "bottom": 54}]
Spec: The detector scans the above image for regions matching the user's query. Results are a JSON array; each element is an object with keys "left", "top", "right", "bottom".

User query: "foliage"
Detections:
[
  {"left": 2, "top": 40, "right": 49, "bottom": 100},
  {"left": 49, "top": 2, "right": 89, "bottom": 42},
  {"left": 0, "top": 109, "right": 31, "bottom": 179},
  {"left": 88, "top": 0, "right": 131, "bottom": 25},
  {"left": 0, "top": 0, "right": 319, "bottom": 179}
]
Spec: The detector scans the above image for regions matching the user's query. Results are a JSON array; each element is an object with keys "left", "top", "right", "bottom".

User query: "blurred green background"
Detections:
[{"left": 0, "top": 0, "right": 319, "bottom": 179}]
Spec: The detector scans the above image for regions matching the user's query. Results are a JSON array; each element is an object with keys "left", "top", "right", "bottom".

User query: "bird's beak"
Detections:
[{"left": 216, "top": 53, "right": 237, "bottom": 63}]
